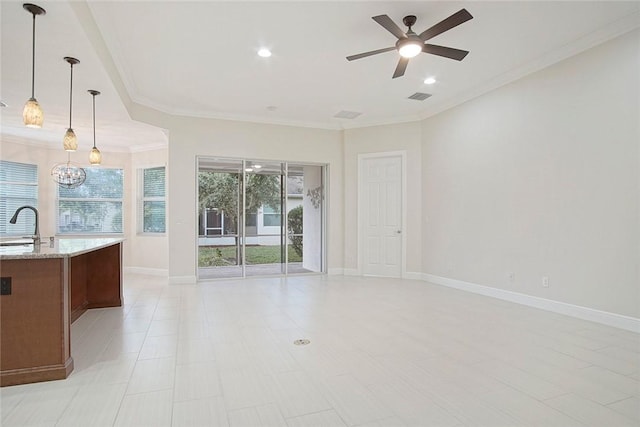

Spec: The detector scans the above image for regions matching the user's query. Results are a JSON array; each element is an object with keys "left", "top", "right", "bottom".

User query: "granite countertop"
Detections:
[{"left": 0, "top": 238, "right": 124, "bottom": 260}]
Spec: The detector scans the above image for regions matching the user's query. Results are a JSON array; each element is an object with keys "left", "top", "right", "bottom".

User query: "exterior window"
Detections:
[
  {"left": 203, "top": 208, "right": 223, "bottom": 235},
  {"left": 262, "top": 205, "right": 281, "bottom": 226},
  {"left": 58, "top": 168, "right": 124, "bottom": 234},
  {"left": 0, "top": 160, "right": 38, "bottom": 236},
  {"left": 140, "top": 167, "right": 166, "bottom": 233}
]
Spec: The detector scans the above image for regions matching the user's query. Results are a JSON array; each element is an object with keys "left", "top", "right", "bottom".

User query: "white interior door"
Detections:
[{"left": 360, "top": 155, "right": 403, "bottom": 277}]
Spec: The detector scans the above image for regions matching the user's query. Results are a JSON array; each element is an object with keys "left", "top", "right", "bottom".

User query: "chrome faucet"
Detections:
[{"left": 9, "top": 205, "right": 40, "bottom": 246}]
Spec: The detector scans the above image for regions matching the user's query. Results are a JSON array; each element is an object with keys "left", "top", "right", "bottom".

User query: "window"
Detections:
[
  {"left": 262, "top": 205, "right": 281, "bottom": 226},
  {"left": 202, "top": 208, "right": 223, "bottom": 235},
  {"left": 58, "top": 168, "right": 123, "bottom": 234},
  {"left": 140, "top": 166, "right": 165, "bottom": 233},
  {"left": 0, "top": 160, "right": 38, "bottom": 236}
]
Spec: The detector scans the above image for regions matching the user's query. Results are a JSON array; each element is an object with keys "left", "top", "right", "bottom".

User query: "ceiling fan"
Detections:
[{"left": 346, "top": 9, "right": 473, "bottom": 79}]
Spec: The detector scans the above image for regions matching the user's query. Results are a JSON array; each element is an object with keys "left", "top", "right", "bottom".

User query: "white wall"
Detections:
[
  {"left": 421, "top": 29, "right": 640, "bottom": 318},
  {"left": 129, "top": 148, "right": 169, "bottom": 274},
  {"left": 343, "top": 121, "right": 423, "bottom": 275},
  {"left": 167, "top": 116, "right": 343, "bottom": 283}
]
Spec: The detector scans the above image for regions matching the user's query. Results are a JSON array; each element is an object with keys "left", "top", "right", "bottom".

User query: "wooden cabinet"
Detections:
[{"left": 0, "top": 240, "right": 122, "bottom": 386}]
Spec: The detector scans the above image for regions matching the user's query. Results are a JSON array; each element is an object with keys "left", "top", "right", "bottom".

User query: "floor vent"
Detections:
[
  {"left": 408, "top": 92, "right": 432, "bottom": 101},
  {"left": 293, "top": 339, "right": 311, "bottom": 346}
]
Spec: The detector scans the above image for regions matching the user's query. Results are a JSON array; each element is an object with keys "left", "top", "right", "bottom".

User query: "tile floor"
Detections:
[{"left": 1, "top": 273, "right": 639, "bottom": 426}]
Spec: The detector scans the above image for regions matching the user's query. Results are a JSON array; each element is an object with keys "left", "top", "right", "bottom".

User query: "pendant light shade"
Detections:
[
  {"left": 23, "top": 98, "right": 43, "bottom": 128},
  {"left": 63, "top": 57, "right": 79, "bottom": 151},
  {"left": 63, "top": 128, "right": 77, "bottom": 151},
  {"left": 89, "top": 147, "right": 102, "bottom": 165},
  {"left": 22, "top": 3, "right": 46, "bottom": 128},
  {"left": 88, "top": 90, "right": 102, "bottom": 165}
]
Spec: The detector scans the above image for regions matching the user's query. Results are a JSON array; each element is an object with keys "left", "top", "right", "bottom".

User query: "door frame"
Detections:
[
  {"left": 357, "top": 151, "right": 407, "bottom": 278},
  {"left": 195, "top": 156, "right": 328, "bottom": 281}
]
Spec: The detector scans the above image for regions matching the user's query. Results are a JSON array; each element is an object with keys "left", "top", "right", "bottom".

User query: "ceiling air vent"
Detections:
[
  {"left": 408, "top": 92, "right": 432, "bottom": 101},
  {"left": 334, "top": 110, "right": 362, "bottom": 119}
]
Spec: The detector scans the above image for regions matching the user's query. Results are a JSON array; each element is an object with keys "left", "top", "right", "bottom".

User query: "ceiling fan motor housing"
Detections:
[{"left": 402, "top": 15, "right": 417, "bottom": 29}]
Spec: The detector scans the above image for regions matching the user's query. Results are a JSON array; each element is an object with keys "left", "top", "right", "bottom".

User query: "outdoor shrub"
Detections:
[{"left": 288, "top": 205, "right": 303, "bottom": 257}]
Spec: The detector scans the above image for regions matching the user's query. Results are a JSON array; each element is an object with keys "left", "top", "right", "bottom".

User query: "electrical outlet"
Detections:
[
  {"left": 1, "top": 277, "right": 11, "bottom": 295},
  {"left": 542, "top": 276, "right": 549, "bottom": 288}
]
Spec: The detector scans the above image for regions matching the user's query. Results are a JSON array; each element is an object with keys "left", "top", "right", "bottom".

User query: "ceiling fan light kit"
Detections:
[{"left": 347, "top": 8, "right": 473, "bottom": 78}]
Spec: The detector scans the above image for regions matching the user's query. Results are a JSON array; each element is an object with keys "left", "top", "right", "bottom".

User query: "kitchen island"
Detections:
[{"left": 0, "top": 238, "right": 123, "bottom": 386}]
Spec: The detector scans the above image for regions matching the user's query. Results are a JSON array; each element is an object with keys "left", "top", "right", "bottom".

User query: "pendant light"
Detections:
[
  {"left": 88, "top": 90, "right": 102, "bottom": 165},
  {"left": 52, "top": 57, "right": 85, "bottom": 188},
  {"left": 51, "top": 154, "right": 87, "bottom": 188},
  {"left": 22, "top": 3, "right": 46, "bottom": 128},
  {"left": 62, "top": 57, "right": 79, "bottom": 151}
]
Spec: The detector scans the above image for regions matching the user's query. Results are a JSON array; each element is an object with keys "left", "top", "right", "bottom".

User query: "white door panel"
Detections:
[{"left": 361, "top": 155, "right": 403, "bottom": 277}]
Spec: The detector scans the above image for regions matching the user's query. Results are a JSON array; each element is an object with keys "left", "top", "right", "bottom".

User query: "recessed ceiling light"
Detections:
[
  {"left": 424, "top": 77, "right": 437, "bottom": 85},
  {"left": 257, "top": 48, "right": 272, "bottom": 58},
  {"left": 253, "top": 164, "right": 262, "bottom": 169},
  {"left": 245, "top": 167, "right": 253, "bottom": 172}
]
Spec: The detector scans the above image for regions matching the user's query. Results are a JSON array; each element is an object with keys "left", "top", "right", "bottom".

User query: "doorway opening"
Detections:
[{"left": 197, "top": 157, "right": 326, "bottom": 280}]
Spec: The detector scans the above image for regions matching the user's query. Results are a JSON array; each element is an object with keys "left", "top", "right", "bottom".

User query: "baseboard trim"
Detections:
[
  {"left": 328, "top": 268, "right": 344, "bottom": 275},
  {"left": 423, "top": 273, "right": 640, "bottom": 333},
  {"left": 124, "top": 267, "right": 168, "bottom": 277},
  {"left": 343, "top": 268, "right": 360, "bottom": 276},
  {"left": 169, "top": 275, "right": 197, "bottom": 285}
]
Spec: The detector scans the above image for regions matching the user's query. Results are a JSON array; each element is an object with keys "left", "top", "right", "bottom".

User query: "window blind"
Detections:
[
  {"left": 0, "top": 160, "right": 38, "bottom": 235},
  {"left": 141, "top": 167, "right": 165, "bottom": 233}
]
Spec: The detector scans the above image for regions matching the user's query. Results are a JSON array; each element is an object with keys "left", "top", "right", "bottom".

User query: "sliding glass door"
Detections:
[
  {"left": 244, "top": 160, "right": 285, "bottom": 277},
  {"left": 197, "top": 157, "right": 325, "bottom": 280}
]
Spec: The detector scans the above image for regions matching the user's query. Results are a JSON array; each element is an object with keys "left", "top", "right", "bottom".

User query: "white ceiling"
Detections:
[{"left": 1, "top": 1, "right": 639, "bottom": 152}]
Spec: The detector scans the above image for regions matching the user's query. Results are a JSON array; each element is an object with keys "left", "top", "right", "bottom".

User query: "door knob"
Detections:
[{"left": 396, "top": 230, "right": 402, "bottom": 234}]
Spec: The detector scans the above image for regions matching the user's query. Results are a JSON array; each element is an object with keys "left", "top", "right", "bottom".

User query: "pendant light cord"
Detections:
[
  {"left": 92, "top": 94, "right": 96, "bottom": 149},
  {"left": 68, "top": 63, "right": 73, "bottom": 128},
  {"left": 31, "top": 13, "right": 36, "bottom": 99}
]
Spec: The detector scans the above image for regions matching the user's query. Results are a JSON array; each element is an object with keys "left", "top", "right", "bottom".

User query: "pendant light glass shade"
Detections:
[
  {"left": 89, "top": 147, "right": 102, "bottom": 165},
  {"left": 23, "top": 97, "right": 43, "bottom": 128},
  {"left": 88, "top": 90, "right": 102, "bottom": 165},
  {"left": 63, "top": 57, "right": 79, "bottom": 151},
  {"left": 63, "top": 128, "right": 77, "bottom": 151},
  {"left": 23, "top": 3, "right": 46, "bottom": 128}
]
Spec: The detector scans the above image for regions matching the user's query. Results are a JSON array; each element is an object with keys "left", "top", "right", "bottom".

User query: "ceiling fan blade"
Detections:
[
  {"left": 423, "top": 44, "right": 469, "bottom": 61},
  {"left": 418, "top": 8, "right": 473, "bottom": 41},
  {"left": 372, "top": 15, "right": 407, "bottom": 39},
  {"left": 346, "top": 46, "right": 396, "bottom": 61},
  {"left": 392, "top": 57, "right": 409, "bottom": 79}
]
